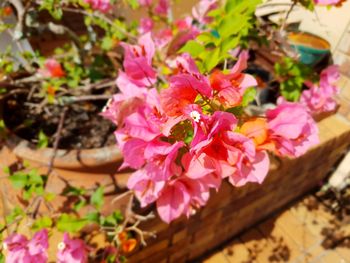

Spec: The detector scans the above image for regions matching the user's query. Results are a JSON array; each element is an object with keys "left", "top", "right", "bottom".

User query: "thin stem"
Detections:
[{"left": 280, "top": 0, "right": 297, "bottom": 32}]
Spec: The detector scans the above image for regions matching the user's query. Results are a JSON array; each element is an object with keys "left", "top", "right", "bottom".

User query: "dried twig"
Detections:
[
  {"left": 47, "top": 107, "right": 68, "bottom": 177},
  {"left": 61, "top": 7, "right": 136, "bottom": 41},
  {"left": 32, "top": 107, "right": 67, "bottom": 218}
]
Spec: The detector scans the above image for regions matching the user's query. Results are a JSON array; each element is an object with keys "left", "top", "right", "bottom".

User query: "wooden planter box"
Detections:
[
  {"left": 1, "top": 114, "right": 349, "bottom": 262},
  {"left": 126, "top": 114, "right": 350, "bottom": 263}
]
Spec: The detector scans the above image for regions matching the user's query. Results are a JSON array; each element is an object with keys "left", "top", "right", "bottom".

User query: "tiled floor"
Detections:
[{"left": 203, "top": 195, "right": 350, "bottom": 263}]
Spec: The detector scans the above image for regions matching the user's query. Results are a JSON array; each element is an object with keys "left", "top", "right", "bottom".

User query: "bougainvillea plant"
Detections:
[{"left": 0, "top": 0, "right": 345, "bottom": 262}]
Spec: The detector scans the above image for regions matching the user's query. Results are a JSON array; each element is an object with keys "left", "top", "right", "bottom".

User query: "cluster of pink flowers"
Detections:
[
  {"left": 3, "top": 230, "right": 89, "bottom": 263},
  {"left": 137, "top": 0, "right": 217, "bottom": 52},
  {"left": 102, "top": 33, "right": 319, "bottom": 223},
  {"left": 84, "top": 0, "right": 111, "bottom": 13},
  {"left": 300, "top": 65, "right": 340, "bottom": 114}
]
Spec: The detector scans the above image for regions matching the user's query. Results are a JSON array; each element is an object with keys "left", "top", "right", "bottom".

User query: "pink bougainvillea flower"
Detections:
[
  {"left": 300, "top": 85, "right": 338, "bottom": 114},
  {"left": 3, "top": 229, "right": 48, "bottom": 263},
  {"left": 154, "top": 28, "right": 173, "bottom": 49},
  {"left": 57, "top": 233, "right": 89, "bottom": 263},
  {"left": 138, "top": 0, "right": 152, "bottom": 6},
  {"left": 319, "top": 65, "right": 340, "bottom": 96},
  {"left": 38, "top": 58, "right": 65, "bottom": 78},
  {"left": 120, "top": 33, "right": 156, "bottom": 86},
  {"left": 160, "top": 53, "right": 211, "bottom": 117},
  {"left": 138, "top": 17, "right": 154, "bottom": 34},
  {"left": 240, "top": 117, "right": 276, "bottom": 153},
  {"left": 127, "top": 141, "right": 184, "bottom": 207},
  {"left": 314, "top": 0, "right": 342, "bottom": 6},
  {"left": 210, "top": 51, "right": 257, "bottom": 108},
  {"left": 301, "top": 65, "right": 339, "bottom": 114},
  {"left": 175, "top": 17, "right": 193, "bottom": 31},
  {"left": 84, "top": 0, "right": 111, "bottom": 12},
  {"left": 167, "top": 18, "right": 200, "bottom": 53},
  {"left": 156, "top": 176, "right": 211, "bottom": 223},
  {"left": 320, "top": 65, "right": 340, "bottom": 85},
  {"left": 266, "top": 98, "right": 319, "bottom": 157},
  {"left": 154, "top": 0, "right": 169, "bottom": 15},
  {"left": 190, "top": 111, "right": 269, "bottom": 186},
  {"left": 192, "top": 0, "right": 218, "bottom": 24}
]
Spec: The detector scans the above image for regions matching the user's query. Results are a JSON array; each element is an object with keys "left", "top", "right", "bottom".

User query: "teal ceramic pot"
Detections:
[{"left": 288, "top": 32, "right": 330, "bottom": 66}]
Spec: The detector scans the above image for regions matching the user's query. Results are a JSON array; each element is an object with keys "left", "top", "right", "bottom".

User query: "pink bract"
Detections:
[
  {"left": 210, "top": 51, "right": 257, "bottom": 108},
  {"left": 301, "top": 65, "right": 339, "bottom": 114},
  {"left": 84, "top": 0, "right": 111, "bottom": 12},
  {"left": 192, "top": 0, "right": 218, "bottom": 23},
  {"left": 57, "top": 233, "right": 89, "bottom": 263},
  {"left": 138, "top": 17, "right": 154, "bottom": 34},
  {"left": 314, "top": 0, "right": 342, "bottom": 5},
  {"left": 154, "top": 0, "right": 170, "bottom": 15},
  {"left": 120, "top": 33, "right": 156, "bottom": 87},
  {"left": 4, "top": 229, "right": 48, "bottom": 263},
  {"left": 267, "top": 98, "right": 319, "bottom": 158}
]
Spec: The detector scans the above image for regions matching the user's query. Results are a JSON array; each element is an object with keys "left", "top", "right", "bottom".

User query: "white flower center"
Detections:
[
  {"left": 57, "top": 242, "right": 66, "bottom": 251},
  {"left": 190, "top": 111, "right": 201, "bottom": 123},
  {"left": 3, "top": 243, "right": 7, "bottom": 250}
]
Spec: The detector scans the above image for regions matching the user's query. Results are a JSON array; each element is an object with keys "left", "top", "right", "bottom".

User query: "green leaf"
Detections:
[
  {"left": 9, "top": 172, "right": 28, "bottom": 189},
  {"left": 101, "top": 36, "right": 114, "bottom": 51},
  {"left": 5, "top": 207, "right": 24, "bottom": 224},
  {"left": 85, "top": 211, "right": 100, "bottom": 223},
  {"left": 126, "top": 0, "right": 139, "bottom": 9},
  {"left": 220, "top": 37, "right": 240, "bottom": 55},
  {"left": 73, "top": 199, "right": 87, "bottom": 211},
  {"left": 204, "top": 48, "right": 220, "bottom": 73},
  {"left": 179, "top": 40, "right": 205, "bottom": 58},
  {"left": 56, "top": 214, "right": 88, "bottom": 233},
  {"left": 37, "top": 130, "right": 49, "bottom": 149},
  {"left": 227, "top": 106, "right": 243, "bottom": 116},
  {"left": 91, "top": 186, "right": 104, "bottom": 209},
  {"left": 32, "top": 216, "right": 53, "bottom": 231},
  {"left": 242, "top": 87, "right": 257, "bottom": 107}
]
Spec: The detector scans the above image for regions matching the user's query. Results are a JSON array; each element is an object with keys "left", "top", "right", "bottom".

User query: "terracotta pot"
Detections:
[{"left": 0, "top": 133, "right": 131, "bottom": 216}]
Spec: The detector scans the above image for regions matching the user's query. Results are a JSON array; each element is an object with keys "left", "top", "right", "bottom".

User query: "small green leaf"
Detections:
[
  {"left": 241, "top": 87, "right": 257, "bottom": 107},
  {"left": 91, "top": 186, "right": 104, "bottom": 209},
  {"left": 5, "top": 207, "right": 24, "bottom": 224},
  {"left": 112, "top": 211, "right": 124, "bottom": 224},
  {"left": 32, "top": 216, "right": 53, "bottom": 231},
  {"left": 85, "top": 212, "right": 100, "bottom": 223},
  {"left": 179, "top": 40, "right": 205, "bottom": 58},
  {"left": 37, "top": 130, "right": 49, "bottom": 149},
  {"left": 9, "top": 172, "right": 28, "bottom": 189},
  {"left": 57, "top": 214, "right": 88, "bottom": 233},
  {"left": 73, "top": 199, "right": 87, "bottom": 211}
]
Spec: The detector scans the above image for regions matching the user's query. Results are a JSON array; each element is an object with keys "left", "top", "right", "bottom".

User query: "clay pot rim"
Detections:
[{"left": 6, "top": 133, "right": 123, "bottom": 170}]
